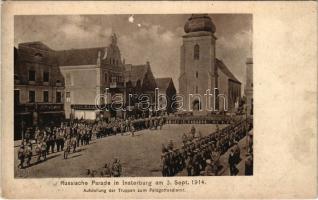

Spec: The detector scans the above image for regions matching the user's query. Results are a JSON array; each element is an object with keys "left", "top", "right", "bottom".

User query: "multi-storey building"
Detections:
[
  {"left": 59, "top": 34, "right": 126, "bottom": 120},
  {"left": 14, "top": 42, "right": 65, "bottom": 140}
]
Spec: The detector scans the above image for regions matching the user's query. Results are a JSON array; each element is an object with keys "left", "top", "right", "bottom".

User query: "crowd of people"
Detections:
[
  {"left": 17, "top": 116, "right": 166, "bottom": 169},
  {"left": 160, "top": 118, "right": 253, "bottom": 176},
  {"left": 17, "top": 114, "right": 253, "bottom": 176}
]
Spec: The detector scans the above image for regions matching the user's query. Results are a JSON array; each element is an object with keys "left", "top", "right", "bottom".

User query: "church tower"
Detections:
[{"left": 179, "top": 14, "right": 217, "bottom": 112}]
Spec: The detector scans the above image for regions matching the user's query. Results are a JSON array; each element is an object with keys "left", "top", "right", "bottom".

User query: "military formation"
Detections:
[
  {"left": 160, "top": 118, "right": 253, "bottom": 176},
  {"left": 17, "top": 114, "right": 253, "bottom": 177},
  {"left": 17, "top": 116, "right": 165, "bottom": 169}
]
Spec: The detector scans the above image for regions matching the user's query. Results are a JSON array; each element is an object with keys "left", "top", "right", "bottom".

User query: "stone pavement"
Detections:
[{"left": 14, "top": 124, "right": 226, "bottom": 178}]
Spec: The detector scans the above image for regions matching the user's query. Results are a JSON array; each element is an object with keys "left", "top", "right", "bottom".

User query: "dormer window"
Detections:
[
  {"left": 34, "top": 53, "right": 43, "bottom": 61},
  {"left": 34, "top": 53, "right": 43, "bottom": 57}
]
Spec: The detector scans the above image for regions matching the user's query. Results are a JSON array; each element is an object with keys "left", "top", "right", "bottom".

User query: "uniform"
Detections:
[
  {"left": 18, "top": 145, "right": 25, "bottom": 168},
  {"left": 111, "top": 159, "right": 122, "bottom": 177}
]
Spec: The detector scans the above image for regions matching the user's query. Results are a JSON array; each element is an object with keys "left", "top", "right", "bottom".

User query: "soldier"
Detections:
[
  {"left": 228, "top": 149, "right": 237, "bottom": 176},
  {"left": 161, "top": 153, "right": 169, "bottom": 177},
  {"left": 202, "top": 159, "right": 215, "bottom": 176},
  {"left": 35, "top": 142, "right": 42, "bottom": 162},
  {"left": 245, "top": 153, "right": 253, "bottom": 175},
  {"left": 182, "top": 133, "right": 188, "bottom": 144},
  {"left": 41, "top": 141, "right": 47, "bottom": 160},
  {"left": 101, "top": 163, "right": 112, "bottom": 177},
  {"left": 64, "top": 137, "right": 72, "bottom": 159},
  {"left": 130, "top": 124, "right": 135, "bottom": 137},
  {"left": 192, "top": 150, "right": 201, "bottom": 176},
  {"left": 111, "top": 158, "right": 122, "bottom": 177},
  {"left": 55, "top": 129, "right": 61, "bottom": 152},
  {"left": 159, "top": 116, "right": 164, "bottom": 130},
  {"left": 154, "top": 118, "right": 158, "bottom": 130},
  {"left": 70, "top": 135, "right": 76, "bottom": 153},
  {"left": 190, "top": 125, "right": 196, "bottom": 137},
  {"left": 149, "top": 118, "right": 153, "bottom": 130},
  {"left": 60, "top": 129, "right": 65, "bottom": 151},
  {"left": 167, "top": 140, "right": 174, "bottom": 151},
  {"left": 233, "top": 141, "right": 241, "bottom": 164},
  {"left": 185, "top": 153, "right": 193, "bottom": 176},
  {"left": 17, "top": 144, "right": 25, "bottom": 168},
  {"left": 80, "top": 127, "right": 85, "bottom": 146},
  {"left": 34, "top": 127, "right": 40, "bottom": 144},
  {"left": 25, "top": 143, "right": 33, "bottom": 167},
  {"left": 49, "top": 130, "right": 56, "bottom": 154}
]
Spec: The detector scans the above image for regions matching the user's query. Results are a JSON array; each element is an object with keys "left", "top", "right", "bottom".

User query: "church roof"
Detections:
[
  {"left": 155, "top": 77, "right": 173, "bottom": 92},
  {"left": 124, "top": 64, "right": 149, "bottom": 86},
  {"left": 216, "top": 58, "right": 241, "bottom": 84},
  {"left": 184, "top": 14, "right": 216, "bottom": 34},
  {"left": 56, "top": 47, "right": 106, "bottom": 66}
]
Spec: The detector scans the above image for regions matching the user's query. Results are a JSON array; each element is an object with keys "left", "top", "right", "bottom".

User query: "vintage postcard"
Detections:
[{"left": 1, "top": 1, "right": 317, "bottom": 199}]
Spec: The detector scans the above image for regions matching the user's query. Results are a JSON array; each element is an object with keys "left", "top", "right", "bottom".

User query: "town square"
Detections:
[{"left": 14, "top": 14, "right": 253, "bottom": 177}]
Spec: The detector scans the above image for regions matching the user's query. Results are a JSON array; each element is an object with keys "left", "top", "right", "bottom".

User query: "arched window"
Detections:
[{"left": 194, "top": 44, "right": 200, "bottom": 60}]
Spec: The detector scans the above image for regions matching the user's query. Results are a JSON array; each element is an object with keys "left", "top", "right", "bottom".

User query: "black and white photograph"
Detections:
[{"left": 13, "top": 14, "right": 253, "bottom": 178}]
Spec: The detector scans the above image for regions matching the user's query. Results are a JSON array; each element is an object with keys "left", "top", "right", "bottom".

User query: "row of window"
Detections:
[
  {"left": 28, "top": 70, "right": 50, "bottom": 82},
  {"left": 105, "top": 73, "right": 124, "bottom": 83},
  {"left": 14, "top": 90, "right": 62, "bottom": 103},
  {"left": 109, "top": 59, "right": 120, "bottom": 65}
]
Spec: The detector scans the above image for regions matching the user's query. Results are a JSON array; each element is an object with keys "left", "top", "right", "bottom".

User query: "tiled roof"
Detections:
[
  {"left": 124, "top": 64, "right": 149, "bottom": 86},
  {"left": 215, "top": 58, "right": 241, "bottom": 83},
  {"left": 155, "top": 77, "right": 173, "bottom": 91},
  {"left": 56, "top": 47, "right": 106, "bottom": 66},
  {"left": 18, "top": 41, "right": 52, "bottom": 51}
]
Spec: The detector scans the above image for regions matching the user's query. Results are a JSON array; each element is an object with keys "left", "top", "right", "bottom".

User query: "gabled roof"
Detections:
[
  {"left": 124, "top": 64, "right": 149, "bottom": 86},
  {"left": 155, "top": 77, "right": 173, "bottom": 91},
  {"left": 56, "top": 47, "right": 106, "bottom": 66},
  {"left": 215, "top": 58, "right": 241, "bottom": 84},
  {"left": 18, "top": 41, "right": 53, "bottom": 51}
]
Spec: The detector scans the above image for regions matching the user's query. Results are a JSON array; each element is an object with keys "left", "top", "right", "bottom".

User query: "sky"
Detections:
[{"left": 14, "top": 14, "right": 252, "bottom": 92}]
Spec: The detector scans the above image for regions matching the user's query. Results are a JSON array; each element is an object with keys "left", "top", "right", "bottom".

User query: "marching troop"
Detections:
[
  {"left": 160, "top": 118, "right": 253, "bottom": 176},
  {"left": 17, "top": 114, "right": 253, "bottom": 177},
  {"left": 17, "top": 116, "right": 166, "bottom": 169}
]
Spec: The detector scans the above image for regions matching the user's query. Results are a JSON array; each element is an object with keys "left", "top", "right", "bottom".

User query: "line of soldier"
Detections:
[
  {"left": 95, "top": 116, "right": 165, "bottom": 138},
  {"left": 160, "top": 119, "right": 252, "bottom": 176},
  {"left": 17, "top": 116, "right": 166, "bottom": 169},
  {"left": 165, "top": 116, "right": 239, "bottom": 125}
]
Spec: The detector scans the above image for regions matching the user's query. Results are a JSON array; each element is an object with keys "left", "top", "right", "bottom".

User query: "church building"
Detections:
[{"left": 179, "top": 14, "right": 241, "bottom": 113}]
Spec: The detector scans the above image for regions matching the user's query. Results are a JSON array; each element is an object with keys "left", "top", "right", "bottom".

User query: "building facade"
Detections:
[
  {"left": 179, "top": 14, "right": 241, "bottom": 114},
  {"left": 244, "top": 58, "right": 253, "bottom": 115},
  {"left": 155, "top": 77, "right": 177, "bottom": 114},
  {"left": 59, "top": 34, "right": 126, "bottom": 120},
  {"left": 125, "top": 62, "right": 158, "bottom": 117},
  {"left": 14, "top": 42, "right": 65, "bottom": 140}
]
